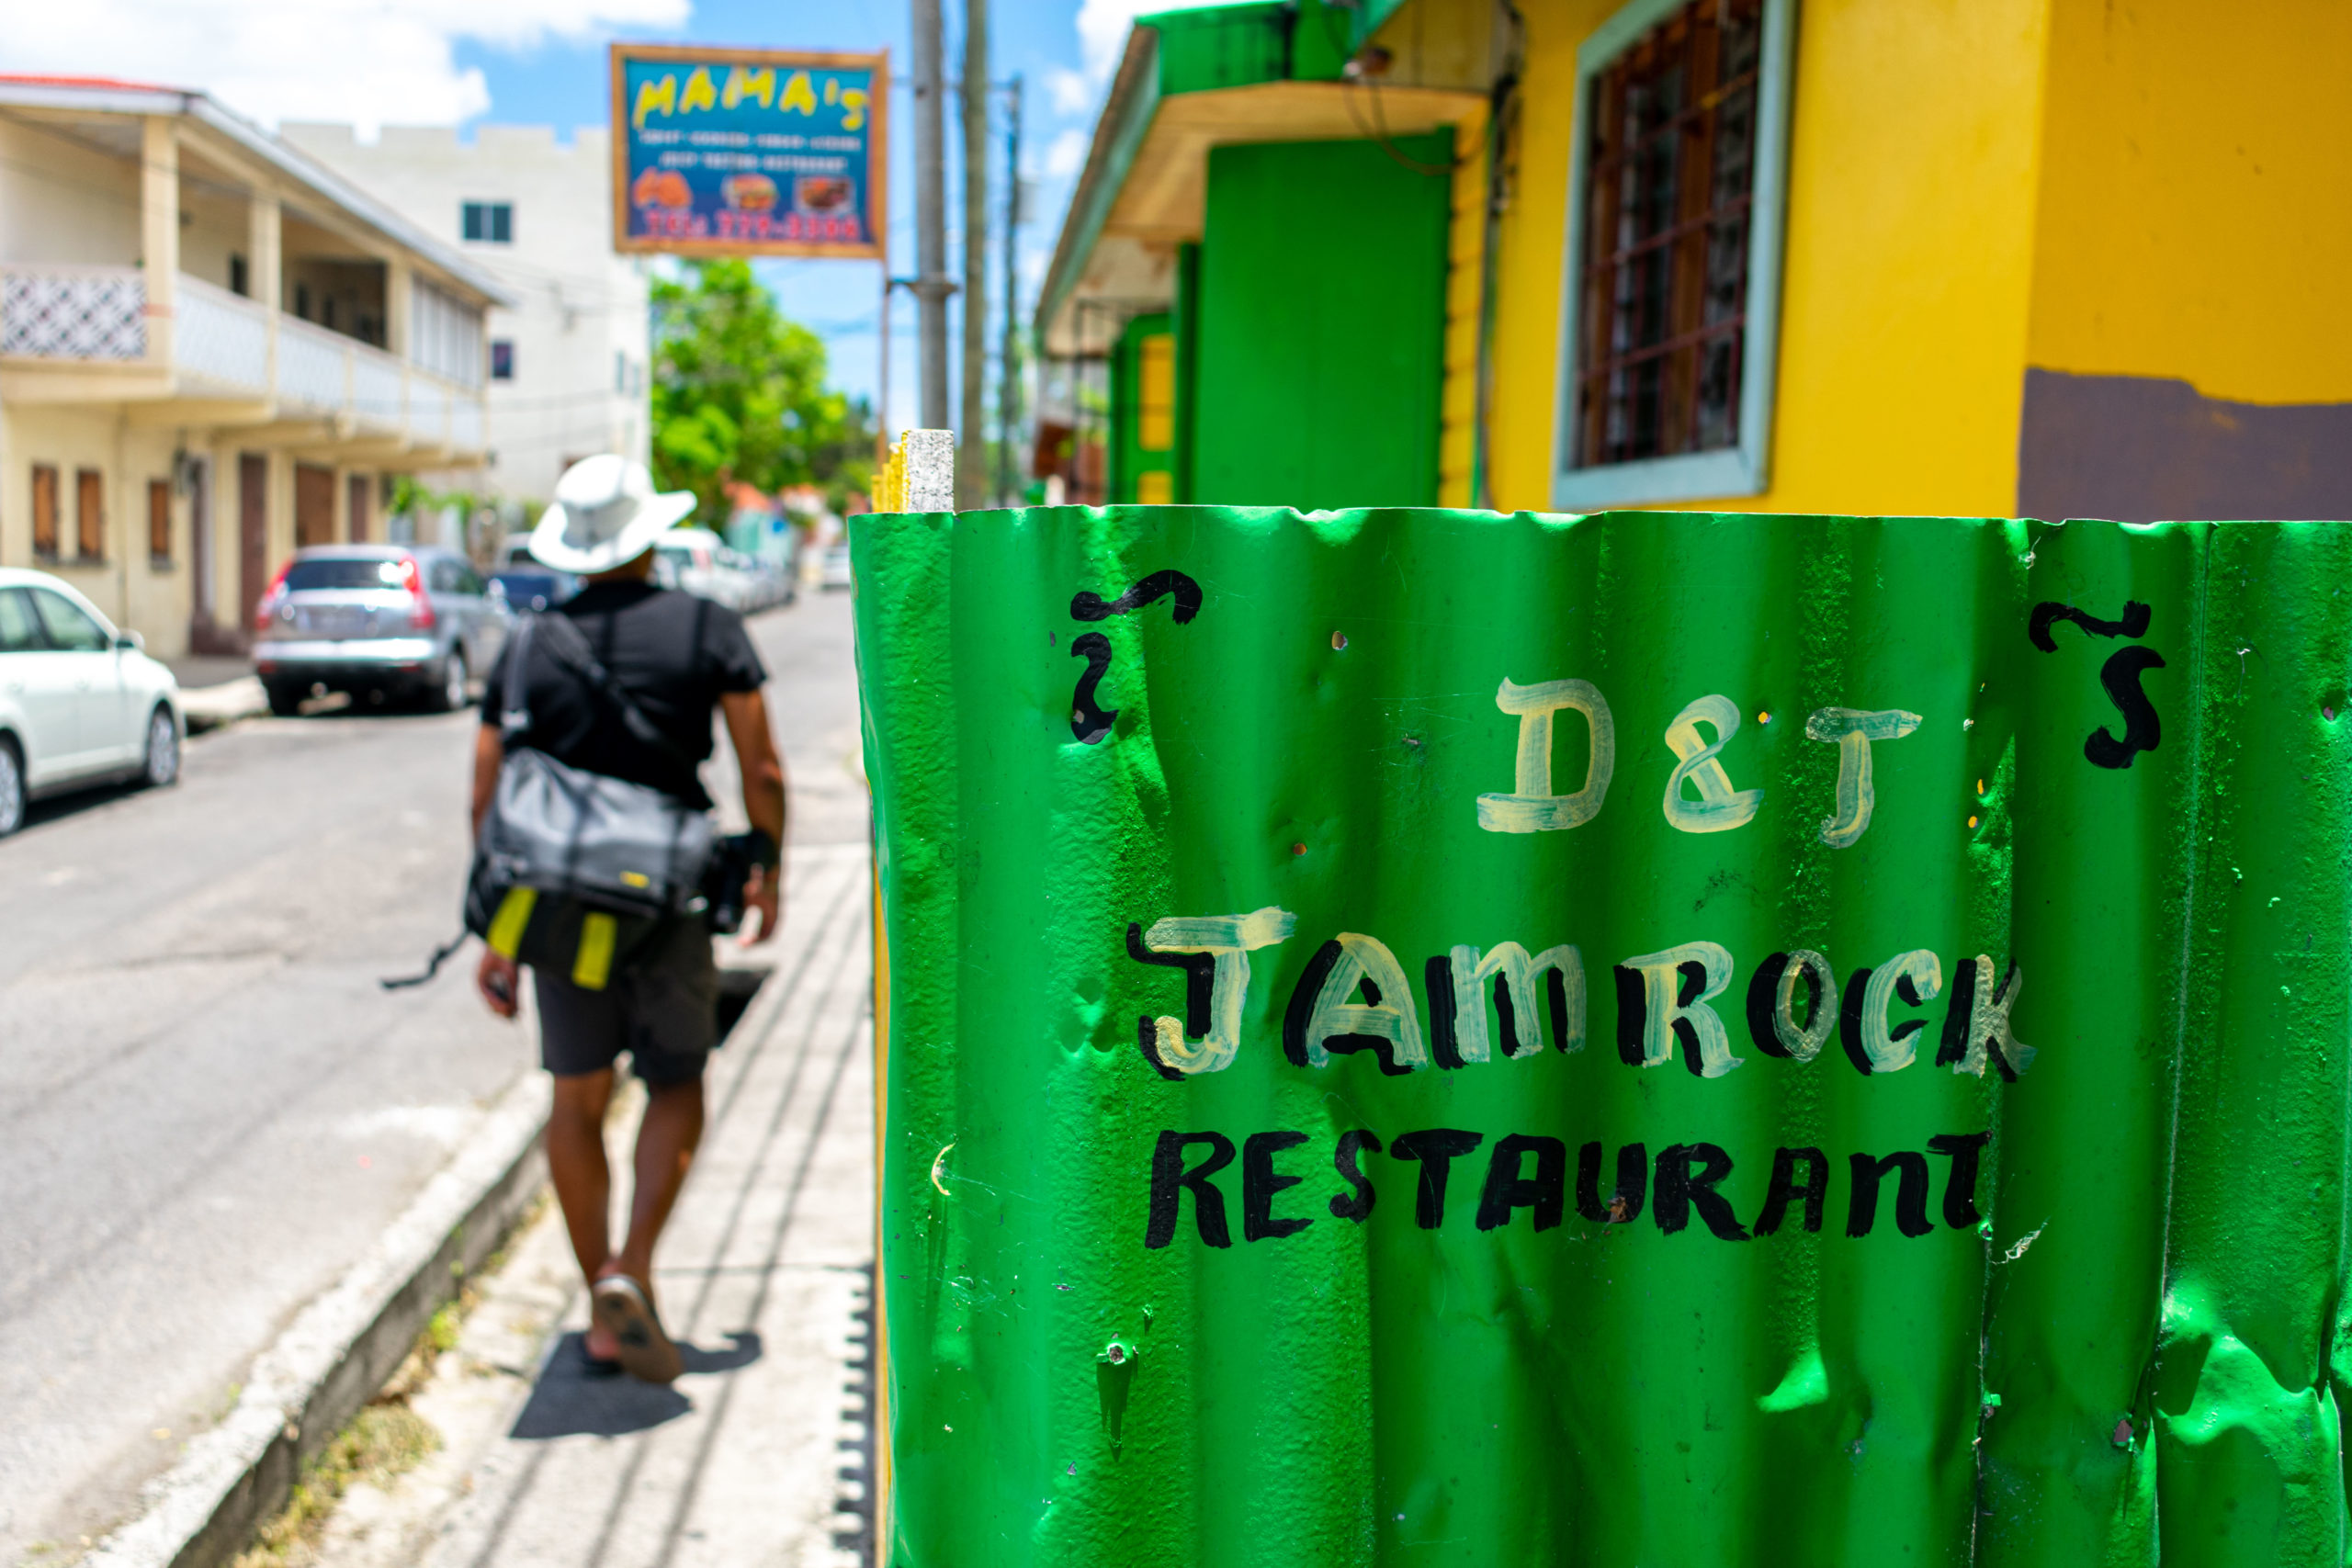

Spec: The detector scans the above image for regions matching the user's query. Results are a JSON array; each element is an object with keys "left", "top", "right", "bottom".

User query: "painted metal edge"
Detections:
[{"left": 1034, "top": 27, "right": 1165, "bottom": 354}]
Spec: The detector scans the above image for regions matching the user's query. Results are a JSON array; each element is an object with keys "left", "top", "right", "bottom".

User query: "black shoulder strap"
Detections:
[
  {"left": 499, "top": 614, "right": 537, "bottom": 741},
  {"left": 527, "top": 610, "right": 704, "bottom": 778}
]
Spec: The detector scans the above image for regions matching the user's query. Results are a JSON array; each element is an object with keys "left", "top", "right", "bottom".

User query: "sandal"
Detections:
[{"left": 591, "top": 1273, "right": 684, "bottom": 1384}]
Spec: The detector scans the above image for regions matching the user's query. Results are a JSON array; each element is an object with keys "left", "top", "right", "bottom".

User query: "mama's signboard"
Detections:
[
  {"left": 608, "top": 44, "right": 884, "bottom": 259},
  {"left": 860, "top": 506, "right": 2352, "bottom": 1566}
]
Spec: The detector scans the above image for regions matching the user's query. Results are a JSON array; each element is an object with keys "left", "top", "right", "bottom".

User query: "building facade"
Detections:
[
  {"left": 1038, "top": 0, "right": 2352, "bottom": 523},
  {"left": 281, "top": 123, "right": 652, "bottom": 506},
  {"left": 0, "top": 75, "right": 506, "bottom": 658}
]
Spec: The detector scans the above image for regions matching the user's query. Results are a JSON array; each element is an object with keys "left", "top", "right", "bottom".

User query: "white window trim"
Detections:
[{"left": 1551, "top": 0, "right": 1797, "bottom": 511}]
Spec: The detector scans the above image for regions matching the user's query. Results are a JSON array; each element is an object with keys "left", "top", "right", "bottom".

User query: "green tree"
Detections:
[{"left": 650, "top": 259, "right": 875, "bottom": 520}]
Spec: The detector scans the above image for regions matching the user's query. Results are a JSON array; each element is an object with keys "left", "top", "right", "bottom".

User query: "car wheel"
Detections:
[
  {"left": 433, "top": 651, "right": 469, "bottom": 713},
  {"left": 141, "top": 705, "right": 181, "bottom": 788},
  {"left": 266, "top": 682, "right": 304, "bottom": 717},
  {"left": 0, "top": 736, "right": 23, "bottom": 839}
]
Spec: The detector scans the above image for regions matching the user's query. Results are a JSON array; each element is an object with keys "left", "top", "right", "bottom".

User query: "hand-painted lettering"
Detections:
[
  {"left": 1661, "top": 694, "right": 1763, "bottom": 833},
  {"left": 1477, "top": 677, "right": 1615, "bottom": 832},
  {"left": 1615, "top": 941, "right": 1743, "bottom": 1077}
]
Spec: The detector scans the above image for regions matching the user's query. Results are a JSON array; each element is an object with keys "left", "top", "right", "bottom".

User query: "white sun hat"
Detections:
[{"left": 526, "top": 455, "right": 697, "bottom": 574}]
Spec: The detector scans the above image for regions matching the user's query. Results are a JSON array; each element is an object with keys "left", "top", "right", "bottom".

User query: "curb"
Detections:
[
  {"left": 179, "top": 677, "right": 266, "bottom": 735},
  {"left": 84, "top": 1070, "right": 553, "bottom": 1568}
]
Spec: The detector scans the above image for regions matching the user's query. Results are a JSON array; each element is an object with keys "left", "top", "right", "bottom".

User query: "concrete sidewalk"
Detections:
[{"left": 315, "top": 841, "right": 877, "bottom": 1568}]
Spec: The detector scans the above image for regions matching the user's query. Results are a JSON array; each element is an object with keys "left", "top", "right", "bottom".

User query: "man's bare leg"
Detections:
[
  {"left": 612, "top": 1077, "right": 706, "bottom": 1290},
  {"left": 546, "top": 1068, "right": 621, "bottom": 1359}
]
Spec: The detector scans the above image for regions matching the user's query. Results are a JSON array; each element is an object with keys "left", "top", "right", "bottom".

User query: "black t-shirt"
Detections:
[{"left": 482, "top": 581, "right": 766, "bottom": 810}]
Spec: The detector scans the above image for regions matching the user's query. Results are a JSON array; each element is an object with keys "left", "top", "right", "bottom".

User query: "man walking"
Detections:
[{"left": 470, "top": 455, "right": 786, "bottom": 1383}]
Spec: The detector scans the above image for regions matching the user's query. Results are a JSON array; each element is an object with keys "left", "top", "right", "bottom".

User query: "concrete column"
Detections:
[
  {"left": 140, "top": 117, "right": 179, "bottom": 367},
  {"left": 386, "top": 257, "right": 413, "bottom": 360},
  {"left": 249, "top": 188, "right": 281, "bottom": 393}
]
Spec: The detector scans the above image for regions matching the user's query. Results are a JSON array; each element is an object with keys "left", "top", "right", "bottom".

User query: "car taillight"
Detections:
[
  {"left": 253, "top": 560, "right": 293, "bottom": 632},
  {"left": 398, "top": 557, "right": 437, "bottom": 629}
]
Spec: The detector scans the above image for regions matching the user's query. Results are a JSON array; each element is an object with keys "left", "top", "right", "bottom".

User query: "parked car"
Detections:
[
  {"left": 0, "top": 568, "right": 184, "bottom": 837},
  {"left": 488, "top": 568, "right": 581, "bottom": 614},
  {"left": 820, "top": 542, "right": 854, "bottom": 591},
  {"left": 654, "top": 528, "right": 750, "bottom": 610},
  {"left": 251, "top": 545, "right": 505, "bottom": 716}
]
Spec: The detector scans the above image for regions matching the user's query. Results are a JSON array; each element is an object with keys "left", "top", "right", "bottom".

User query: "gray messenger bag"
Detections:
[
  {"left": 466, "top": 612, "right": 717, "bottom": 987},
  {"left": 381, "top": 611, "right": 715, "bottom": 993}
]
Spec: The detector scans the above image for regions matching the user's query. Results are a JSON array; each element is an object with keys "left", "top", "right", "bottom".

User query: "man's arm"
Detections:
[
  {"left": 470, "top": 722, "right": 519, "bottom": 1017},
  {"left": 470, "top": 721, "right": 503, "bottom": 835},
  {"left": 720, "top": 688, "right": 788, "bottom": 943}
]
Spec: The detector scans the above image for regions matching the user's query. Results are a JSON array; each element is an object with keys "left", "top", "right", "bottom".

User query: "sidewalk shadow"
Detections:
[{"left": 509, "top": 1330, "right": 763, "bottom": 1439}]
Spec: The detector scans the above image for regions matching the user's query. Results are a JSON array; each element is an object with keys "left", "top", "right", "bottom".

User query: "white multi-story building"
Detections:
[
  {"left": 281, "top": 124, "right": 651, "bottom": 504},
  {"left": 0, "top": 74, "right": 508, "bottom": 657}
]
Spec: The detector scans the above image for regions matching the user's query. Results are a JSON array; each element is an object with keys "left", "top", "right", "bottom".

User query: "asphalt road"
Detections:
[{"left": 0, "top": 589, "right": 865, "bottom": 1562}]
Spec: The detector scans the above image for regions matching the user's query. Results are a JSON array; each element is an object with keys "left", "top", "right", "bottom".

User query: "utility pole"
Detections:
[
  {"left": 996, "top": 74, "right": 1023, "bottom": 507},
  {"left": 956, "top": 0, "right": 990, "bottom": 507},
  {"left": 911, "top": 0, "right": 951, "bottom": 432}
]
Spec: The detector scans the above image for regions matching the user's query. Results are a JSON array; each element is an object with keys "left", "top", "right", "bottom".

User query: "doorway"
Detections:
[
  {"left": 239, "top": 452, "right": 268, "bottom": 640},
  {"left": 346, "top": 473, "right": 370, "bottom": 543},
  {"left": 295, "top": 463, "right": 335, "bottom": 548}
]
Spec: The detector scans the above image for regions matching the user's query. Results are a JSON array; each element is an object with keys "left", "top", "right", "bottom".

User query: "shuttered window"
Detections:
[
  {"left": 149, "top": 479, "right": 172, "bottom": 563},
  {"left": 76, "top": 468, "right": 104, "bottom": 560},
  {"left": 31, "top": 466, "right": 59, "bottom": 559}
]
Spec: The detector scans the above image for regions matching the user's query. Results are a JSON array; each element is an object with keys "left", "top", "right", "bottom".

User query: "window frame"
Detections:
[
  {"left": 1551, "top": 0, "right": 1796, "bottom": 511},
  {"left": 463, "top": 201, "right": 514, "bottom": 244}
]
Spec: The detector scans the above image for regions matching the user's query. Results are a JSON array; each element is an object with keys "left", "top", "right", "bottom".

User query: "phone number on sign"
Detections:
[{"left": 634, "top": 209, "right": 867, "bottom": 243}]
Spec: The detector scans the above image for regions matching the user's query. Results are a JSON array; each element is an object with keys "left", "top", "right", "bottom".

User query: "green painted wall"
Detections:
[
  {"left": 1192, "top": 137, "right": 1452, "bottom": 509},
  {"left": 859, "top": 505, "right": 2352, "bottom": 1566}
]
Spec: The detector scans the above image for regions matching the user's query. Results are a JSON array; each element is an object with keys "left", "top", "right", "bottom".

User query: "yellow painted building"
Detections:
[{"left": 1040, "top": 0, "right": 2350, "bottom": 521}]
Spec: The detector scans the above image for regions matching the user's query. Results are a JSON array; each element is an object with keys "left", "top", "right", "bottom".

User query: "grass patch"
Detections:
[
  {"left": 231, "top": 1404, "right": 439, "bottom": 1568},
  {"left": 230, "top": 1182, "right": 557, "bottom": 1567}
]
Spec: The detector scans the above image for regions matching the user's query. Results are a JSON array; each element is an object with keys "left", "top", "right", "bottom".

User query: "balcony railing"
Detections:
[
  {"left": 176, "top": 275, "right": 270, "bottom": 389},
  {"left": 0, "top": 265, "right": 484, "bottom": 456},
  {"left": 0, "top": 265, "right": 146, "bottom": 359}
]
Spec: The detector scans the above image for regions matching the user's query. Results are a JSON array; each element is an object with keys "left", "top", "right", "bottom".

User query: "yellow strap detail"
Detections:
[
  {"left": 486, "top": 887, "right": 537, "bottom": 958},
  {"left": 572, "top": 912, "right": 618, "bottom": 990}
]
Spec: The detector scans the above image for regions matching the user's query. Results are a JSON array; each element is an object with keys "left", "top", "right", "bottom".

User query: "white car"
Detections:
[
  {"left": 0, "top": 568, "right": 184, "bottom": 837},
  {"left": 656, "top": 528, "right": 754, "bottom": 611}
]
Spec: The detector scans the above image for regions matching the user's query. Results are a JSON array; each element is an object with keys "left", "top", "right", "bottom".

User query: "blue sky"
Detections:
[{"left": 455, "top": 0, "right": 1131, "bottom": 430}]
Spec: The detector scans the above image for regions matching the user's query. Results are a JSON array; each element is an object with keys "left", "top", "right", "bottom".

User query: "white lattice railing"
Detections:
[
  {"left": 409, "top": 377, "right": 449, "bottom": 446},
  {"left": 0, "top": 265, "right": 147, "bottom": 359},
  {"left": 352, "top": 344, "right": 405, "bottom": 430},
  {"left": 276, "top": 315, "right": 349, "bottom": 411},
  {"left": 4, "top": 263, "right": 486, "bottom": 453},
  {"left": 174, "top": 273, "right": 268, "bottom": 391},
  {"left": 448, "top": 394, "right": 483, "bottom": 453}
]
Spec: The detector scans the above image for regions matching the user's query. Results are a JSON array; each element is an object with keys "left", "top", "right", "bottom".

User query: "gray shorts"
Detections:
[{"left": 533, "top": 916, "right": 718, "bottom": 1086}]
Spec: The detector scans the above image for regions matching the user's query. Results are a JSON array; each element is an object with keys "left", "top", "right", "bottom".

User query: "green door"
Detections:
[{"left": 1191, "top": 135, "right": 1452, "bottom": 509}]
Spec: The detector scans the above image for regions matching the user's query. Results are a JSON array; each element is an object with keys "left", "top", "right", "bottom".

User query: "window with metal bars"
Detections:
[{"left": 1557, "top": 0, "right": 1791, "bottom": 504}]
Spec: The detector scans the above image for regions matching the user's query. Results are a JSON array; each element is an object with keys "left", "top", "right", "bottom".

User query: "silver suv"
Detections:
[{"left": 253, "top": 545, "right": 506, "bottom": 716}]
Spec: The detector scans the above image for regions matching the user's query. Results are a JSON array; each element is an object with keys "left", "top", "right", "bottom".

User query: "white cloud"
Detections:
[
  {"left": 0, "top": 0, "right": 688, "bottom": 133},
  {"left": 1073, "top": 0, "right": 1155, "bottom": 87},
  {"left": 1042, "top": 128, "right": 1089, "bottom": 180},
  {"left": 1043, "top": 64, "right": 1092, "bottom": 117}
]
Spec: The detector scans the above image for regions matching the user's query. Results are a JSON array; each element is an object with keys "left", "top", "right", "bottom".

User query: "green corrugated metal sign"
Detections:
[{"left": 856, "top": 506, "right": 2352, "bottom": 1565}]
